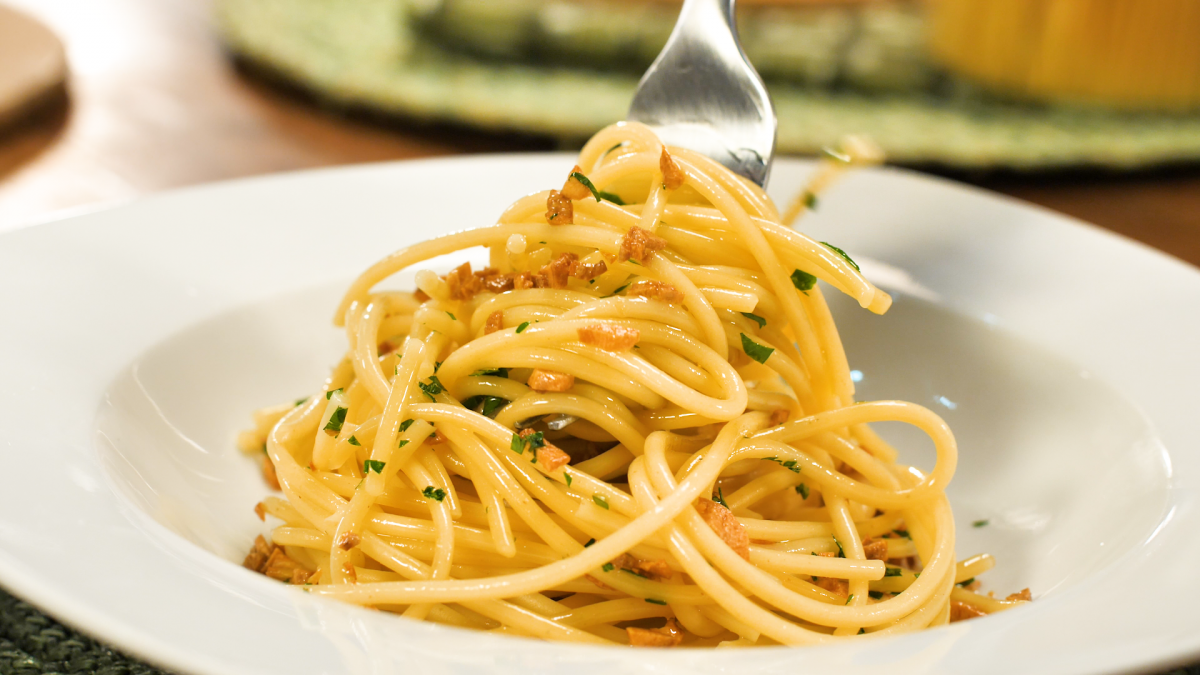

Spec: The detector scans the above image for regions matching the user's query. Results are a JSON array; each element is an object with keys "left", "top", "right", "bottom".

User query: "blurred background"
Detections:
[{"left": 0, "top": 0, "right": 1198, "bottom": 261}]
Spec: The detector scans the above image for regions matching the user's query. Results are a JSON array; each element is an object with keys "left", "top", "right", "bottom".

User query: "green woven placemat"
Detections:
[
  {"left": 214, "top": 0, "right": 1200, "bottom": 170},
  {"left": 2, "top": 584, "right": 1198, "bottom": 673}
]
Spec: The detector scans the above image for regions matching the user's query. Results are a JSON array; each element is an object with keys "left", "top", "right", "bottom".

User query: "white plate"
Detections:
[{"left": 0, "top": 155, "right": 1198, "bottom": 675}]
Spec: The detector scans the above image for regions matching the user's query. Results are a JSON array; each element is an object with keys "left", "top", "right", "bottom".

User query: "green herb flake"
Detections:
[
  {"left": 516, "top": 322, "right": 530, "bottom": 333},
  {"left": 597, "top": 190, "right": 625, "bottom": 205},
  {"left": 713, "top": 487, "right": 728, "bottom": 509},
  {"left": 523, "top": 431, "right": 545, "bottom": 450},
  {"left": 510, "top": 434, "right": 524, "bottom": 454},
  {"left": 593, "top": 494, "right": 610, "bottom": 510},
  {"left": 347, "top": 436, "right": 361, "bottom": 447},
  {"left": 858, "top": 628, "right": 866, "bottom": 635},
  {"left": 473, "top": 367, "right": 509, "bottom": 378},
  {"left": 294, "top": 397, "right": 308, "bottom": 406},
  {"left": 565, "top": 473, "right": 573, "bottom": 487},
  {"left": 434, "top": 360, "right": 442, "bottom": 373},
  {"left": 803, "top": 191, "right": 818, "bottom": 210},
  {"left": 821, "top": 242, "right": 860, "bottom": 272},
  {"left": 418, "top": 376, "right": 444, "bottom": 401},
  {"left": 884, "top": 567, "right": 903, "bottom": 577},
  {"left": 764, "top": 456, "right": 801, "bottom": 473},
  {"left": 584, "top": 538, "right": 596, "bottom": 547},
  {"left": 846, "top": 594, "right": 855, "bottom": 605},
  {"left": 868, "top": 591, "right": 884, "bottom": 599},
  {"left": 399, "top": 419, "right": 414, "bottom": 432},
  {"left": 325, "top": 388, "right": 343, "bottom": 400},
  {"left": 958, "top": 577, "right": 975, "bottom": 587},
  {"left": 422, "top": 485, "right": 447, "bottom": 501},
  {"left": 796, "top": 483, "right": 810, "bottom": 499},
  {"left": 790, "top": 269, "right": 817, "bottom": 293},
  {"left": 602, "top": 562, "right": 614, "bottom": 572},
  {"left": 603, "top": 282, "right": 631, "bottom": 298},
  {"left": 445, "top": 312, "right": 456, "bottom": 321},
  {"left": 645, "top": 598, "right": 667, "bottom": 606},
  {"left": 833, "top": 537, "right": 845, "bottom": 558},
  {"left": 363, "top": 459, "right": 386, "bottom": 474},
  {"left": 323, "top": 406, "right": 348, "bottom": 434},
  {"left": 481, "top": 396, "right": 507, "bottom": 418},
  {"left": 740, "top": 312, "right": 767, "bottom": 328},
  {"left": 398, "top": 440, "right": 409, "bottom": 448},
  {"left": 740, "top": 333, "right": 775, "bottom": 364},
  {"left": 973, "top": 519, "right": 989, "bottom": 528},
  {"left": 569, "top": 171, "right": 604, "bottom": 202},
  {"left": 893, "top": 529, "right": 911, "bottom": 539}
]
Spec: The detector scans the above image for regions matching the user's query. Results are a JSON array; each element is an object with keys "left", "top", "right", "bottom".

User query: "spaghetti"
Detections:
[{"left": 237, "top": 121, "right": 1028, "bottom": 646}]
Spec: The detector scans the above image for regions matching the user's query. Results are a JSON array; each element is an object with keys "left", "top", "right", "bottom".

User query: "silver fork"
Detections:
[{"left": 627, "top": 0, "right": 777, "bottom": 187}]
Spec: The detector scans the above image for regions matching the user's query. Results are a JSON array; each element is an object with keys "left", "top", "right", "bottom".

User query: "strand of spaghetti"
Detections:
[
  {"left": 334, "top": 224, "right": 626, "bottom": 324},
  {"left": 302, "top": 416, "right": 749, "bottom": 605},
  {"left": 628, "top": 438, "right": 832, "bottom": 645},
  {"left": 675, "top": 155, "right": 830, "bottom": 386},
  {"left": 490, "top": 394, "right": 646, "bottom": 454},
  {"left": 645, "top": 438, "right": 957, "bottom": 628}
]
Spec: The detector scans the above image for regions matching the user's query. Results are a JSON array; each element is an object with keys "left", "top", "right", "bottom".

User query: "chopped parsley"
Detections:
[
  {"left": 418, "top": 376, "right": 444, "bottom": 401},
  {"left": 892, "top": 529, "right": 911, "bottom": 539},
  {"left": 481, "top": 396, "right": 507, "bottom": 418},
  {"left": 765, "top": 456, "right": 801, "bottom": 473},
  {"left": 973, "top": 519, "right": 989, "bottom": 528},
  {"left": 833, "top": 537, "right": 845, "bottom": 558},
  {"left": 434, "top": 360, "right": 442, "bottom": 373},
  {"left": 294, "top": 397, "right": 308, "bottom": 406},
  {"left": 516, "top": 322, "right": 530, "bottom": 333},
  {"left": 363, "top": 459, "right": 386, "bottom": 474},
  {"left": 740, "top": 312, "right": 766, "bottom": 328},
  {"left": 400, "top": 419, "right": 414, "bottom": 432},
  {"left": 523, "top": 431, "right": 545, "bottom": 450},
  {"left": 957, "top": 577, "right": 975, "bottom": 587},
  {"left": 568, "top": 171, "right": 611, "bottom": 203},
  {"left": 597, "top": 190, "right": 625, "bottom": 205},
  {"left": 740, "top": 333, "right": 774, "bottom": 364},
  {"left": 713, "top": 487, "right": 728, "bottom": 509},
  {"left": 790, "top": 269, "right": 817, "bottom": 293},
  {"left": 347, "top": 436, "right": 361, "bottom": 447},
  {"left": 584, "top": 538, "right": 596, "bottom": 547},
  {"left": 570, "top": 171, "right": 602, "bottom": 201},
  {"left": 473, "top": 367, "right": 509, "bottom": 378},
  {"left": 603, "top": 282, "right": 631, "bottom": 298},
  {"left": 565, "top": 473, "right": 573, "bottom": 487},
  {"left": 884, "top": 567, "right": 903, "bottom": 577},
  {"left": 858, "top": 628, "right": 866, "bottom": 635},
  {"left": 868, "top": 591, "right": 885, "bottom": 599},
  {"left": 795, "top": 483, "right": 810, "bottom": 499},
  {"left": 510, "top": 433, "right": 524, "bottom": 454},
  {"left": 323, "top": 406, "right": 348, "bottom": 435},
  {"left": 422, "top": 485, "right": 447, "bottom": 501},
  {"left": 602, "top": 562, "right": 614, "bottom": 572},
  {"left": 644, "top": 598, "right": 667, "bottom": 606},
  {"left": 803, "top": 191, "right": 818, "bottom": 210},
  {"left": 821, "top": 242, "right": 860, "bottom": 272},
  {"left": 593, "top": 494, "right": 610, "bottom": 510},
  {"left": 398, "top": 440, "right": 409, "bottom": 448},
  {"left": 445, "top": 312, "right": 456, "bottom": 321},
  {"left": 325, "top": 388, "right": 343, "bottom": 400},
  {"left": 846, "top": 594, "right": 854, "bottom": 605}
]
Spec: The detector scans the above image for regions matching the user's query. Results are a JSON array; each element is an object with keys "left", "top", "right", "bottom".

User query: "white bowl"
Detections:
[{"left": 0, "top": 155, "right": 1197, "bottom": 675}]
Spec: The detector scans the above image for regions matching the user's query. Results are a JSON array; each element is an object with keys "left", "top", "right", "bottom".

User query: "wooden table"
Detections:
[{"left": 2, "top": 0, "right": 1199, "bottom": 266}]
